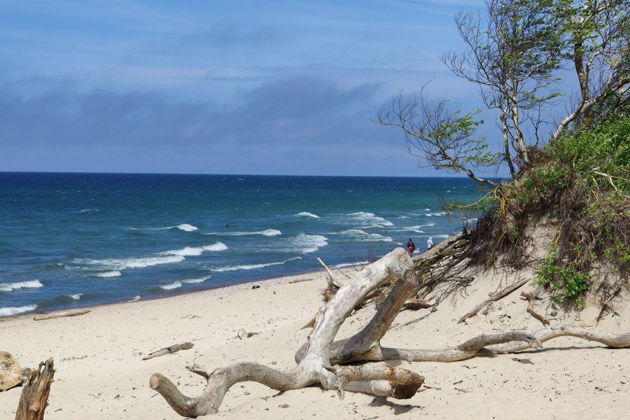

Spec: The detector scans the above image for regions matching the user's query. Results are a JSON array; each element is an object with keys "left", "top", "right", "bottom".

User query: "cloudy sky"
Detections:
[{"left": 1, "top": 0, "right": 486, "bottom": 176}]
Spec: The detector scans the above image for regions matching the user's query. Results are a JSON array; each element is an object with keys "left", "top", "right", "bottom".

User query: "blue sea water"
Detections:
[{"left": 0, "top": 172, "right": 484, "bottom": 317}]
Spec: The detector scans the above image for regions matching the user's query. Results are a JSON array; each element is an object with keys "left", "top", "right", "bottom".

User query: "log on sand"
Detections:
[
  {"left": 33, "top": 309, "right": 90, "bottom": 321},
  {"left": 151, "top": 247, "right": 630, "bottom": 417}
]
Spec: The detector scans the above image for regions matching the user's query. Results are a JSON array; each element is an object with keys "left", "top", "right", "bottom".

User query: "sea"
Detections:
[{"left": 0, "top": 172, "right": 484, "bottom": 317}]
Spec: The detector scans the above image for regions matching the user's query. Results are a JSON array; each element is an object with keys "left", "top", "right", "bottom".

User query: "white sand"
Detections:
[{"left": 1, "top": 261, "right": 629, "bottom": 419}]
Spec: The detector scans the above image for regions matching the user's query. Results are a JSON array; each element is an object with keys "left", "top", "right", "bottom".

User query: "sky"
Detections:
[{"left": 0, "top": 0, "right": 488, "bottom": 176}]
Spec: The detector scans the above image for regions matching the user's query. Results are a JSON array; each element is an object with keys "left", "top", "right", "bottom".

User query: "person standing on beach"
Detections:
[
  {"left": 406, "top": 238, "right": 416, "bottom": 256},
  {"left": 427, "top": 236, "right": 434, "bottom": 250}
]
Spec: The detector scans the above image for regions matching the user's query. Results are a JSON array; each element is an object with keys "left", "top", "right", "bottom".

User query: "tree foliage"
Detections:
[{"left": 379, "top": 0, "right": 629, "bottom": 183}]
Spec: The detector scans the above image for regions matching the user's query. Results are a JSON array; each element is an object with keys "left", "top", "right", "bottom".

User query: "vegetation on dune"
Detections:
[{"left": 380, "top": 0, "right": 629, "bottom": 308}]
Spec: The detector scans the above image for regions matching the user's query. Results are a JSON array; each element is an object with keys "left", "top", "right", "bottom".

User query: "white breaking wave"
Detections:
[
  {"left": 182, "top": 275, "right": 212, "bottom": 284},
  {"left": 346, "top": 212, "right": 394, "bottom": 228},
  {"left": 465, "top": 217, "right": 478, "bottom": 224},
  {"left": 207, "top": 229, "right": 281, "bottom": 237},
  {"left": 434, "top": 234, "right": 451, "bottom": 239},
  {"left": 424, "top": 212, "right": 447, "bottom": 217},
  {"left": 295, "top": 212, "right": 320, "bottom": 219},
  {"left": 174, "top": 224, "right": 198, "bottom": 232},
  {"left": 129, "top": 295, "right": 141, "bottom": 302},
  {"left": 96, "top": 271, "right": 122, "bottom": 278},
  {"left": 213, "top": 257, "right": 302, "bottom": 273},
  {"left": 79, "top": 242, "right": 226, "bottom": 273},
  {"left": 69, "top": 293, "right": 82, "bottom": 300},
  {"left": 77, "top": 255, "right": 185, "bottom": 271},
  {"left": 333, "top": 261, "right": 370, "bottom": 269},
  {"left": 161, "top": 242, "right": 227, "bottom": 257},
  {"left": 0, "top": 280, "right": 44, "bottom": 292},
  {"left": 339, "top": 229, "right": 393, "bottom": 242},
  {"left": 0, "top": 305, "right": 37, "bottom": 317},
  {"left": 160, "top": 281, "right": 183, "bottom": 290},
  {"left": 294, "top": 234, "right": 328, "bottom": 253},
  {"left": 80, "top": 208, "right": 101, "bottom": 214}
]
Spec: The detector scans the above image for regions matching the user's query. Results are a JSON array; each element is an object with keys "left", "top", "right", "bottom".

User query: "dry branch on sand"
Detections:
[
  {"left": 33, "top": 309, "right": 90, "bottom": 321},
  {"left": 142, "top": 342, "right": 194, "bottom": 361},
  {"left": 150, "top": 247, "right": 630, "bottom": 417}
]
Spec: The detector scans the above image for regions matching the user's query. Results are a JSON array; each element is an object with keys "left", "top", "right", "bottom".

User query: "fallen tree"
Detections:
[{"left": 150, "top": 247, "right": 630, "bottom": 417}]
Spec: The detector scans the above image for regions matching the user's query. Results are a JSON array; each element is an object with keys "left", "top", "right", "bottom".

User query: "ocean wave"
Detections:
[
  {"left": 434, "top": 234, "right": 451, "bottom": 239},
  {"left": 76, "top": 255, "right": 185, "bottom": 271},
  {"left": 295, "top": 211, "right": 320, "bottom": 218},
  {"left": 424, "top": 211, "right": 447, "bottom": 217},
  {"left": 339, "top": 229, "right": 393, "bottom": 242},
  {"left": 333, "top": 260, "right": 369, "bottom": 269},
  {"left": 79, "top": 242, "right": 226, "bottom": 272},
  {"left": 465, "top": 217, "right": 478, "bottom": 224},
  {"left": 69, "top": 293, "right": 82, "bottom": 300},
  {"left": 161, "top": 242, "right": 227, "bottom": 257},
  {"left": 182, "top": 275, "right": 212, "bottom": 284},
  {"left": 213, "top": 256, "right": 301, "bottom": 273},
  {"left": 0, "top": 280, "right": 44, "bottom": 292},
  {"left": 160, "top": 281, "right": 183, "bottom": 290},
  {"left": 173, "top": 223, "right": 198, "bottom": 232},
  {"left": 129, "top": 295, "right": 141, "bottom": 302},
  {"left": 80, "top": 208, "right": 102, "bottom": 214},
  {"left": 346, "top": 212, "right": 394, "bottom": 228},
  {"left": 0, "top": 304, "right": 37, "bottom": 317},
  {"left": 207, "top": 229, "right": 281, "bottom": 237},
  {"left": 95, "top": 271, "right": 122, "bottom": 278},
  {"left": 294, "top": 234, "right": 328, "bottom": 253}
]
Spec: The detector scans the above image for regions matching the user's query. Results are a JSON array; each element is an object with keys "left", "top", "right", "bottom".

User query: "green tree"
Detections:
[{"left": 378, "top": 0, "right": 628, "bottom": 182}]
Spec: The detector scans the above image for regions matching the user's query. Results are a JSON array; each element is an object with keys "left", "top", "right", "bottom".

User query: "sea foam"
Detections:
[
  {"left": 213, "top": 256, "right": 301, "bottom": 273},
  {"left": 340, "top": 229, "right": 392, "bottom": 242},
  {"left": 174, "top": 224, "right": 198, "bottom": 232},
  {"left": 160, "top": 281, "right": 183, "bottom": 290},
  {"left": 346, "top": 212, "right": 393, "bottom": 228},
  {"left": 69, "top": 293, "right": 82, "bottom": 300},
  {"left": 295, "top": 212, "right": 320, "bottom": 218},
  {"left": 0, "top": 304, "right": 37, "bottom": 317},
  {"left": 96, "top": 271, "right": 122, "bottom": 278},
  {"left": 182, "top": 275, "right": 212, "bottom": 284},
  {"left": 208, "top": 229, "right": 281, "bottom": 237},
  {"left": 0, "top": 280, "right": 44, "bottom": 292}
]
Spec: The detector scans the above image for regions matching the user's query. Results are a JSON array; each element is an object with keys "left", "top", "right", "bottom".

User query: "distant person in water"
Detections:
[
  {"left": 427, "top": 236, "right": 434, "bottom": 250},
  {"left": 406, "top": 238, "right": 416, "bottom": 256}
]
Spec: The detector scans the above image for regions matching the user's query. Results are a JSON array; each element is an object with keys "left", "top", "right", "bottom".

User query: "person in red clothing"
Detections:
[{"left": 406, "top": 238, "right": 416, "bottom": 256}]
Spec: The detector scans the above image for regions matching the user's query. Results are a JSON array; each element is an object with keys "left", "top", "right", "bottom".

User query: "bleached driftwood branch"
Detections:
[{"left": 151, "top": 248, "right": 422, "bottom": 417}]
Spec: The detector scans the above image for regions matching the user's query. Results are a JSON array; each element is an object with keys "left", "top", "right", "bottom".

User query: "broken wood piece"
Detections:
[
  {"left": 15, "top": 358, "right": 55, "bottom": 420},
  {"left": 142, "top": 342, "right": 194, "bottom": 361},
  {"left": 402, "top": 299, "right": 432, "bottom": 311},
  {"left": 237, "top": 329, "right": 259, "bottom": 339},
  {"left": 458, "top": 277, "right": 529, "bottom": 324},
  {"left": 521, "top": 293, "right": 550, "bottom": 326},
  {"left": 316, "top": 257, "right": 344, "bottom": 288},
  {"left": 300, "top": 317, "right": 316, "bottom": 330},
  {"left": 33, "top": 309, "right": 90, "bottom": 321}
]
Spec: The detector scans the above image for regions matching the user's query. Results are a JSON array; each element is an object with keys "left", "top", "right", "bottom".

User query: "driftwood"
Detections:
[
  {"left": 151, "top": 248, "right": 422, "bottom": 416},
  {"left": 33, "top": 309, "right": 90, "bottom": 321},
  {"left": 458, "top": 277, "right": 529, "bottom": 323},
  {"left": 151, "top": 248, "right": 630, "bottom": 417},
  {"left": 521, "top": 292, "right": 550, "bottom": 326},
  {"left": 316, "top": 257, "right": 344, "bottom": 288},
  {"left": 402, "top": 299, "right": 432, "bottom": 311},
  {"left": 15, "top": 358, "right": 55, "bottom": 420},
  {"left": 143, "top": 342, "right": 194, "bottom": 361}
]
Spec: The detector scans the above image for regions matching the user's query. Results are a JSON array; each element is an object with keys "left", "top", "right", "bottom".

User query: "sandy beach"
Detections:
[{"left": 1, "top": 258, "right": 629, "bottom": 419}]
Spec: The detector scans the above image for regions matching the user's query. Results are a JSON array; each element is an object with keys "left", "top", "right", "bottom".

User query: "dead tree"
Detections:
[
  {"left": 15, "top": 359, "right": 55, "bottom": 420},
  {"left": 150, "top": 248, "right": 630, "bottom": 417}
]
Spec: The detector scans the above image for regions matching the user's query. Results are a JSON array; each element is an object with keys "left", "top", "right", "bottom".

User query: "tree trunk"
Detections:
[{"left": 15, "top": 359, "right": 55, "bottom": 420}]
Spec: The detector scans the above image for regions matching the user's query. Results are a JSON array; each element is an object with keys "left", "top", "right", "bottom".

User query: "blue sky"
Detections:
[{"left": 0, "top": 0, "right": 486, "bottom": 176}]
